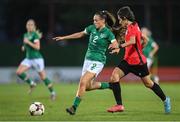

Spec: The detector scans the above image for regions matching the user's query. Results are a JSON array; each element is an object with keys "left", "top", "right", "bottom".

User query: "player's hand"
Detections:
[
  {"left": 109, "top": 48, "right": 120, "bottom": 54},
  {"left": 108, "top": 44, "right": 113, "bottom": 50},
  {"left": 53, "top": 36, "right": 65, "bottom": 41},
  {"left": 21, "top": 46, "right": 25, "bottom": 52},
  {"left": 149, "top": 53, "right": 153, "bottom": 58},
  {"left": 23, "top": 38, "right": 30, "bottom": 44}
]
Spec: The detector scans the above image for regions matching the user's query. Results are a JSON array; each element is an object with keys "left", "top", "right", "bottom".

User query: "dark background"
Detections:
[{"left": 0, "top": 0, "right": 180, "bottom": 66}]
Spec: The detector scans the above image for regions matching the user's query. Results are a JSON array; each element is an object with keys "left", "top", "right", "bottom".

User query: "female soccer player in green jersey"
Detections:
[
  {"left": 142, "top": 27, "right": 159, "bottom": 83},
  {"left": 53, "top": 11, "right": 119, "bottom": 115},
  {"left": 16, "top": 19, "right": 56, "bottom": 100}
]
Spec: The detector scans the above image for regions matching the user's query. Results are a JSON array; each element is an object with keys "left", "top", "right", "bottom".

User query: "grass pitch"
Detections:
[{"left": 0, "top": 82, "right": 180, "bottom": 121}]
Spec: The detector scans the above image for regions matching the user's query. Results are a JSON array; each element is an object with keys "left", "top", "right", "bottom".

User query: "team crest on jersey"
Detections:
[
  {"left": 28, "top": 36, "right": 32, "bottom": 40},
  {"left": 100, "top": 33, "right": 106, "bottom": 38},
  {"left": 92, "top": 31, "right": 96, "bottom": 34}
]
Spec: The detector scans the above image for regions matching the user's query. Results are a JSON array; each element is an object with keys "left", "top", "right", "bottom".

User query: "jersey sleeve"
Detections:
[
  {"left": 130, "top": 26, "right": 138, "bottom": 37},
  {"left": 33, "top": 32, "right": 40, "bottom": 43},
  {"left": 84, "top": 25, "right": 92, "bottom": 35},
  {"left": 108, "top": 31, "right": 116, "bottom": 43},
  {"left": 23, "top": 33, "right": 27, "bottom": 39}
]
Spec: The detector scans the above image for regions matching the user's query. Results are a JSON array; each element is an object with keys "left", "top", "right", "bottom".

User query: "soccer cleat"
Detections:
[
  {"left": 50, "top": 92, "right": 56, "bottom": 101},
  {"left": 107, "top": 105, "right": 125, "bottom": 113},
  {"left": 164, "top": 97, "right": 171, "bottom": 114},
  {"left": 28, "top": 81, "right": 36, "bottom": 94},
  {"left": 66, "top": 106, "right": 76, "bottom": 115}
]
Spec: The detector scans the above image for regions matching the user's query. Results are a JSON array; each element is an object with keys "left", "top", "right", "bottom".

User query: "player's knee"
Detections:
[
  {"left": 16, "top": 70, "right": 22, "bottom": 75},
  {"left": 110, "top": 74, "right": 119, "bottom": 83},
  {"left": 39, "top": 74, "right": 46, "bottom": 81},
  {"left": 79, "top": 81, "right": 86, "bottom": 88},
  {"left": 40, "top": 76, "right": 46, "bottom": 81},
  {"left": 144, "top": 81, "right": 153, "bottom": 88}
]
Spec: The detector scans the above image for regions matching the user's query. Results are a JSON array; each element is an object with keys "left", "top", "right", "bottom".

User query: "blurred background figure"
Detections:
[
  {"left": 16, "top": 19, "right": 56, "bottom": 100},
  {"left": 141, "top": 27, "right": 159, "bottom": 84}
]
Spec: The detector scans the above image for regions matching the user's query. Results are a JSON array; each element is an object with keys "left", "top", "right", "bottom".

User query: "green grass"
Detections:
[{"left": 0, "top": 82, "right": 180, "bottom": 121}]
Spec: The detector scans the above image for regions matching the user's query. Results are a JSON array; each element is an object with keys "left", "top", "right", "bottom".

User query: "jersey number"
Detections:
[{"left": 92, "top": 36, "right": 98, "bottom": 43}]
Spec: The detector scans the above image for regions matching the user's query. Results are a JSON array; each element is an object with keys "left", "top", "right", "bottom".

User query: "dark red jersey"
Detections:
[{"left": 124, "top": 23, "right": 146, "bottom": 65}]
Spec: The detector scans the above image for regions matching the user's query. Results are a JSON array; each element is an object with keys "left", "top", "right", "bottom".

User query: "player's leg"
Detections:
[
  {"left": 85, "top": 80, "right": 110, "bottom": 91},
  {"left": 141, "top": 75, "right": 171, "bottom": 113},
  {"left": 82, "top": 60, "right": 109, "bottom": 91},
  {"left": 147, "top": 57, "right": 158, "bottom": 84},
  {"left": 151, "top": 56, "right": 159, "bottom": 84},
  {"left": 16, "top": 59, "right": 36, "bottom": 93},
  {"left": 38, "top": 70, "right": 56, "bottom": 100},
  {"left": 16, "top": 65, "right": 30, "bottom": 84},
  {"left": 107, "top": 67, "right": 125, "bottom": 113},
  {"left": 66, "top": 71, "right": 95, "bottom": 115},
  {"left": 35, "top": 58, "right": 56, "bottom": 100}
]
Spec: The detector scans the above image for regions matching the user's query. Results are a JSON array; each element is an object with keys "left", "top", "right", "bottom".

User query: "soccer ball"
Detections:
[{"left": 29, "top": 102, "right": 45, "bottom": 116}]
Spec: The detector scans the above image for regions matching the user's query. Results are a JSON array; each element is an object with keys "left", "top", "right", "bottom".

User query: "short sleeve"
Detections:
[
  {"left": 130, "top": 27, "right": 137, "bottom": 37},
  {"left": 108, "top": 31, "right": 116, "bottom": 43},
  {"left": 33, "top": 32, "right": 40, "bottom": 43},
  {"left": 23, "top": 33, "right": 27, "bottom": 39},
  {"left": 84, "top": 25, "right": 92, "bottom": 35},
  {"left": 34, "top": 32, "right": 40, "bottom": 40}
]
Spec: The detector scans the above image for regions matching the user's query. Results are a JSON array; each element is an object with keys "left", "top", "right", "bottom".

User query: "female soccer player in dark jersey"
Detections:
[
  {"left": 107, "top": 6, "right": 171, "bottom": 114},
  {"left": 53, "top": 11, "right": 119, "bottom": 115},
  {"left": 16, "top": 19, "right": 56, "bottom": 100}
]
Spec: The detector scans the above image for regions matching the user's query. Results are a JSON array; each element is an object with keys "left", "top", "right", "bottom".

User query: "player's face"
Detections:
[
  {"left": 93, "top": 15, "right": 105, "bottom": 29},
  {"left": 118, "top": 16, "right": 128, "bottom": 27},
  {"left": 26, "top": 20, "right": 35, "bottom": 32}
]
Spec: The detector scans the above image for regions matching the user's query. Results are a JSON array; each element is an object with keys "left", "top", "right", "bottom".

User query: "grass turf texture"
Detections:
[{"left": 0, "top": 82, "right": 180, "bottom": 121}]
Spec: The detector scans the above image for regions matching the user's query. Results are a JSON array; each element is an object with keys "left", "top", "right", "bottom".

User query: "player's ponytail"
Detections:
[
  {"left": 102, "top": 10, "right": 116, "bottom": 29},
  {"left": 35, "top": 29, "right": 42, "bottom": 39},
  {"left": 95, "top": 10, "right": 116, "bottom": 29},
  {"left": 112, "top": 25, "right": 126, "bottom": 45}
]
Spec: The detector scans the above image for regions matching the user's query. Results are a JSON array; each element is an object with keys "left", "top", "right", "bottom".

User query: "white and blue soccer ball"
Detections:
[{"left": 29, "top": 102, "right": 45, "bottom": 116}]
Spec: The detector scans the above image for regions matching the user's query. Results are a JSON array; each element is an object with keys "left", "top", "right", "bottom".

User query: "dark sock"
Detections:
[
  {"left": 151, "top": 82, "right": 166, "bottom": 101},
  {"left": 109, "top": 82, "right": 122, "bottom": 105},
  {"left": 73, "top": 97, "right": 81, "bottom": 111}
]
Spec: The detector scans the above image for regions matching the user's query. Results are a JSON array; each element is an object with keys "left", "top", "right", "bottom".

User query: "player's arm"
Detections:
[
  {"left": 120, "top": 36, "right": 136, "bottom": 48},
  {"left": 53, "top": 31, "right": 85, "bottom": 41},
  {"left": 109, "top": 39, "right": 120, "bottom": 54},
  {"left": 109, "top": 36, "right": 135, "bottom": 54},
  {"left": 150, "top": 42, "right": 159, "bottom": 58},
  {"left": 21, "top": 46, "right": 25, "bottom": 52},
  {"left": 24, "top": 38, "right": 40, "bottom": 50},
  {"left": 141, "top": 34, "right": 148, "bottom": 48}
]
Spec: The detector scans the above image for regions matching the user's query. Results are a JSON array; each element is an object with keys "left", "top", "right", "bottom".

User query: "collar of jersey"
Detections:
[{"left": 97, "top": 26, "right": 107, "bottom": 33}]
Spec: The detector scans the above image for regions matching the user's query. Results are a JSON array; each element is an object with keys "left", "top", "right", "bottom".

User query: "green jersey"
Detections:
[
  {"left": 143, "top": 36, "right": 156, "bottom": 58},
  {"left": 84, "top": 25, "right": 116, "bottom": 64},
  {"left": 23, "top": 31, "right": 43, "bottom": 59}
]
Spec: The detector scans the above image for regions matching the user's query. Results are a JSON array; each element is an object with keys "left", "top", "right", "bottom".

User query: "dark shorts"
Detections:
[{"left": 117, "top": 60, "right": 149, "bottom": 77}]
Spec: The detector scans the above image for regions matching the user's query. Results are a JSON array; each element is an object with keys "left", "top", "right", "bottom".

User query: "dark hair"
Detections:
[
  {"left": 117, "top": 6, "right": 135, "bottom": 22},
  {"left": 112, "top": 26, "right": 126, "bottom": 44},
  {"left": 95, "top": 10, "right": 116, "bottom": 28}
]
